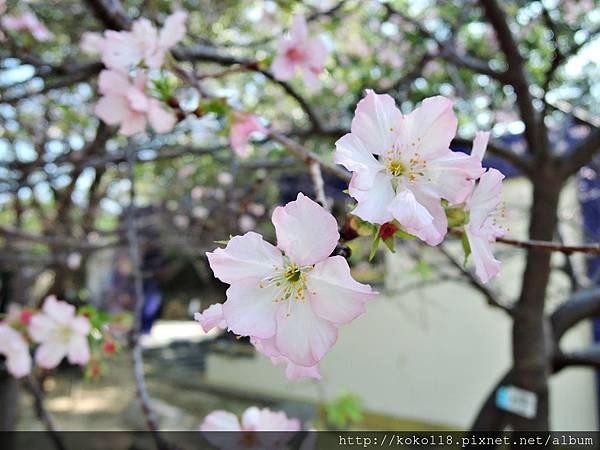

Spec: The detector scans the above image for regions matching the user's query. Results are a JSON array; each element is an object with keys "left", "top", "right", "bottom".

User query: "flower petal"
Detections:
[
  {"left": 67, "top": 335, "right": 90, "bottom": 365},
  {"left": 350, "top": 90, "right": 403, "bottom": 156},
  {"left": 275, "top": 301, "right": 338, "bottom": 367},
  {"left": 350, "top": 171, "right": 395, "bottom": 224},
  {"left": 271, "top": 54, "right": 296, "bottom": 81},
  {"left": 42, "top": 296, "right": 75, "bottom": 324},
  {"left": 35, "top": 342, "right": 67, "bottom": 369},
  {"left": 194, "top": 303, "right": 226, "bottom": 333},
  {"left": 200, "top": 411, "right": 241, "bottom": 431},
  {"left": 206, "top": 232, "right": 283, "bottom": 284},
  {"left": 95, "top": 95, "right": 129, "bottom": 125},
  {"left": 467, "top": 230, "right": 501, "bottom": 283},
  {"left": 272, "top": 193, "right": 339, "bottom": 266},
  {"left": 388, "top": 189, "right": 434, "bottom": 236},
  {"left": 334, "top": 133, "right": 384, "bottom": 191},
  {"left": 222, "top": 278, "right": 279, "bottom": 339},
  {"left": 147, "top": 100, "right": 176, "bottom": 134},
  {"left": 402, "top": 96, "right": 457, "bottom": 158},
  {"left": 422, "top": 150, "right": 484, "bottom": 205},
  {"left": 471, "top": 131, "right": 490, "bottom": 161},
  {"left": 468, "top": 168, "right": 505, "bottom": 232},
  {"left": 159, "top": 10, "right": 188, "bottom": 49},
  {"left": 308, "top": 256, "right": 376, "bottom": 324}
]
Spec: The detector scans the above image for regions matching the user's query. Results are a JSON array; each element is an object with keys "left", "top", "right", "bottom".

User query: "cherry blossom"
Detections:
[
  {"left": 334, "top": 90, "right": 484, "bottom": 245},
  {"left": 95, "top": 70, "right": 176, "bottom": 136},
  {"left": 0, "top": 324, "right": 31, "bottom": 378},
  {"left": 200, "top": 406, "right": 300, "bottom": 449},
  {"left": 271, "top": 15, "right": 329, "bottom": 90},
  {"left": 204, "top": 193, "right": 376, "bottom": 374},
  {"left": 194, "top": 303, "right": 227, "bottom": 332},
  {"left": 464, "top": 132, "right": 505, "bottom": 283},
  {"left": 80, "top": 31, "right": 105, "bottom": 55},
  {"left": 229, "top": 113, "right": 267, "bottom": 158},
  {"left": 101, "top": 11, "right": 188, "bottom": 71},
  {"left": 2, "top": 12, "right": 53, "bottom": 42},
  {"left": 28, "top": 296, "right": 91, "bottom": 369}
]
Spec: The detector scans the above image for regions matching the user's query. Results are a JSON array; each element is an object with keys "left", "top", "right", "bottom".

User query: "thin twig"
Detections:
[
  {"left": 25, "top": 375, "right": 66, "bottom": 450},
  {"left": 125, "top": 146, "right": 169, "bottom": 450},
  {"left": 309, "top": 161, "right": 328, "bottom": 209}
]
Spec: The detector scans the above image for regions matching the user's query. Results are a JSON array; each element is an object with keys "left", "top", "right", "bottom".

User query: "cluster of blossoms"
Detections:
[
  {"left": 195, "top": 193, "right": 377, "bottom": 380},
  {"left": 200, "top": 406, "right": 302, "bottom": 449},
  {"left": 0, "top": 296, "right": 120, "bottom": 379},
  {"left": 81, "top": 11, "right": 188, "bottom": 135},
  {"left": 0, "top": 296, "right": 91, "bottom": 377},
  {"left": 334, "top": 91, "right": 505, "bottom": 283},
  {"left": 0, "top": 2, "right": 53, "bottom": 42}
]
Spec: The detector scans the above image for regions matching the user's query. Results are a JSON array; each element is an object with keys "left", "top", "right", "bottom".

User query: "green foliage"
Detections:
[{"left": 323, "top": 391, "right": 364, "bottom": 430}]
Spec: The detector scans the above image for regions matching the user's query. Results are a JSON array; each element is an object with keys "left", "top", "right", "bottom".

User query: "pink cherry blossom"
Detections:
[
  {"left": 0, "top": 324, "right": 31, "bottom": 378},
  {"left": 205, "top": 193, "right": 376, "bottom": 373},
  {"left": 229, "top": 113, "right": 267, "bottom": 158},
  {"left": 271, "top": 15, "right": 329, "bottom": 90},
  {"left": 94, "top": 70, "right": 176, "bottom": 136},
  {"left": 194, "top": 303, "right": 227, "bottom": 332},
  {"left": 80, "top": 31, "right": 105, "bottom": 55},
  {"left": 101, "top": 11, "right": 187, "bottom": 71},
  {"left": 2, "top": 12, "right": 54, "bottom": 42},
  {"left": 28, "top": 296, "right": 91, "bottom": 369},
  {"left": 464, "top": 131, "right": 505, "bottom": 283},
  {"left": 334, "top": 90, "right": 484, "bottom": 245},
  {"left": 200, "top": 406, "right": 300, "bottom": 449}
]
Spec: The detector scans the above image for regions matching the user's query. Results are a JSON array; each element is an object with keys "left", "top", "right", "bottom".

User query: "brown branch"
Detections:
[
  {"left": 554, "top": 344, "right": 600, "bottom": 371},
  {"left": 124, "top": 147, "right": 169, "bottom": 450},
  {"left": 449, "top": 228, "right": 600, "bottom": 256},
  {"left": 551, "top": 287, "right": 600, "bottom": 340},
  {"left": 25, "top": 375, "right": 66, "bottom": 450},
  {"left": 558, "top": 127, "right": 600, "bottom": 179},
  {"left": 267, "top": 130, "right": 350, "bottom": 182},
  {"left": 479, "top": 0, "right": 544, "bottom": 160}
]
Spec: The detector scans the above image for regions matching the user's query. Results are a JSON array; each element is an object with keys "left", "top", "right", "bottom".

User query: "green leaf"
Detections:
[
  {"left": 382, "top": 236, "right": 396, "bottom": 253},
  {"left": 394, "top": 229, "right": 417, "bottom": 240},
  {"left": 462, "top": 233, "right": 472, "bottom": 265},
  {"left": 369, "top": 229, "right": 381, "bottom": 261}
]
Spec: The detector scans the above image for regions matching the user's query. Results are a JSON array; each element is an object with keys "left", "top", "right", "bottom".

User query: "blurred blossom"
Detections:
[
  {"left": 334, "top": 83, "right": 348, "bottom": 96},
  {"left": 200, "top": 406, "right": 300, "bottom": 449},
  {"left": 67, "top": 252, "right": 82, "bottom": 270},
  {"left": 2, "top": 11, "right": 54, "bottom": 41},
  {"left": 271, "top": 15, "right": 329, "bottom": 91},
  {"left": 247, "top": 203, "right": 265, "bottom": 217},
  {"left": 100, "top": 10, "right": 188, "bottom": 71},
  {"left": 28, "top": 296, "right": 91, "bottom": 369},
  {"left": 178, "top": 164, "right": 196, "bottom": 178},
  {"left": 192, "top": 206, "right": 209, "bottom": 219},
  {"left": 238, "top": 214, "right": 256, "bottom": 232},
  {"left": 95, "top": 70, "right": 176, "bottom": 136},
  {"left": 191, "top": 186, "right": 205, "bottom": 200},
  {"left": 80, "top": 31, "right": 104, "bottom": 55},
  {"left": 0, "top": 324, "right": 31, "bottom": 378},
  {"left": 174, "top": 214, "right": 190, "bottom": 229},
  {"left": 217, "top": 172, "right": 234, "bottom": 186},
  {"left": 229, "top": 112, "right": 266, "bottom": 158}
]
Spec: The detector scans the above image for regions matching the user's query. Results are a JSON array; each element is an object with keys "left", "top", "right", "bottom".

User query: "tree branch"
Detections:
[
  {"left": 551, "top": 287, "right": 600, "bottom": 340},
  {"left": 558, "top": 127, "right": 600, "bottom": 179}
]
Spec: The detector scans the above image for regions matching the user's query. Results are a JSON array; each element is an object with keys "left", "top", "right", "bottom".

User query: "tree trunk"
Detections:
[
  {"left": 471, "top": 172, "right": 562, "bottom": 432},
  {"left": 510, "top": 176, "right": 561, "bottom": 430}
]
